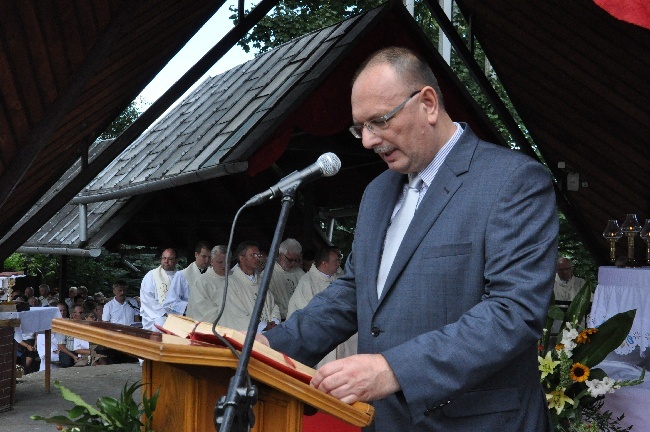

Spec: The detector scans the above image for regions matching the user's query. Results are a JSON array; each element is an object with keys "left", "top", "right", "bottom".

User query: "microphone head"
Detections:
[{"left": 317, "top": 153, "right": 341, "bottom": 177}]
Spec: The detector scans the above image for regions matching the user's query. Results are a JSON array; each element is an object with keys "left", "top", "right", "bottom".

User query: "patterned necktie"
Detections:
[{"left": 377, "top": 174, "right": 422, "bottom": 298}]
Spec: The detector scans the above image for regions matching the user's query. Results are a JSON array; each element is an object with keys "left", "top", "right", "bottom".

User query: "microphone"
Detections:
[{"left": 245, "top": 152, "right": 341, "bottom": 207}]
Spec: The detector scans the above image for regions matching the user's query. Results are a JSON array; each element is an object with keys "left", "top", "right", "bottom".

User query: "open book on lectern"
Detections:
[{"left": 158, "top": 314, "right": 315, "bottom": 384}]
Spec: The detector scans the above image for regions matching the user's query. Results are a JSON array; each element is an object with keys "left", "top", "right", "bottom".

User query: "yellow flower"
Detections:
[
  {"left": 576, "top": 328, "right": 598, "bottom": 344},
  {"left": 546, "top": 388, "right": 574, "bottom": 414},
  {"left": 570, "top": 363, "right": 590, "bottom": 382},
  {"left": 555, "top": 343, "right": 564, "bottom": 351},
  {"left": 539, "top": 351, "right": 560, "bottom": 380}
]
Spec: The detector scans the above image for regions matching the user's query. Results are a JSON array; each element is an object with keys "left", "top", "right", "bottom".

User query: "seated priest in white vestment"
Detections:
[
  {"left": 554, "top": 257, "right": 586, "bottom": 302},
  {"left": 186, "top": 245, "right": 228, "bottom": 323},
  {"left": 218, "top": 241, "right": 281, "bottom": 333},
  {"left": 265, "top": 238, "right": 305, "bottom": 320},
  {"left": 140, "top": 248, "right": 178, "bottom": 332},
  {"left": 164, "top": 241, "right": 211, "bottom": 315},
  {"left": 287, "top": 246, "right": 357, "bottom": 368}
]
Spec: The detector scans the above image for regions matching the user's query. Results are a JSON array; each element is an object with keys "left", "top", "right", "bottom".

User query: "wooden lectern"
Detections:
[{"left": 52, "top": 319, "right": 374, "bottom": 432}]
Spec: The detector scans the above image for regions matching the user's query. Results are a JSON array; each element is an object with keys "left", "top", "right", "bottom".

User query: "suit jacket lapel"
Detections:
[{"left": 377, "top": 127, "right": 478, "bottom": 304}]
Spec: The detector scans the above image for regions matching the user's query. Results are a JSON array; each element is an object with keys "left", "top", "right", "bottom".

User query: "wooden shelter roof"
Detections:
[
  {"left": 8, "top": 3, "right": 501, "bottom": 256},
  {"left": 1, "top": 0, "right": 648, "bottom": 263}
]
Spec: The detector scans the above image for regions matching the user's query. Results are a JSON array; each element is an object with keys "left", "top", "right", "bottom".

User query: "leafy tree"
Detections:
[{"left": 231, "top": 0, "right": 384, "bottom": 53}]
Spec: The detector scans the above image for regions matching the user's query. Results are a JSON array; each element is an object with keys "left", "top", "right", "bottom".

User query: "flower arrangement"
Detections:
[
  {"left": 539, "top": 281, "right": 644, "bottom": 431},
  {"left": 31, "top": 380, "right": 159, "bottom": 432}
]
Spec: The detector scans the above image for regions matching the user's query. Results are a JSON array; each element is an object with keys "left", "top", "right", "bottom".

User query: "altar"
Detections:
[{"left": 589, "top": 266, "right": 650, "bottom": 357}]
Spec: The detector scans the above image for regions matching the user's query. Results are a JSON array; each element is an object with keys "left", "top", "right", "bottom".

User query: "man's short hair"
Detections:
[
  {"left": 211, "top": 245, "right": 228, "bottom": 259},
  {"left": 353, "top": 46, "right": 445, "bottom": 109},
  {"left": 235, "top": 241, "right": 259, "bottom": 263},
  {"left": 195, "top": 241, "right": 212, "bottom": 254},
  {"left": 113, "top": 280, "right": 128, "bottom": 289},
  {"left": 315, "top": 246, "right": 339, "bottom": 267},
  {"left": 279, "top": 238, "right": 302, "bottom": 255}
]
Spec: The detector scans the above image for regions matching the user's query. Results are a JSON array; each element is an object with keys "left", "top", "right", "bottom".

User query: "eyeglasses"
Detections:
[
  {"left": 280, "top": 253, "right": 301, "bottom": 264},
  {"left": 349, "top": 90, "right": 421, "bottom": 139},
  {"left": 249, "top": 253, "right": 263, "bottom": 259}
]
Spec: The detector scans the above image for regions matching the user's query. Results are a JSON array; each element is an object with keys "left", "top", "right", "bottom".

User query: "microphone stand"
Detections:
[{"left": 215, "top": 186, "right": 297, "bottom": 432}]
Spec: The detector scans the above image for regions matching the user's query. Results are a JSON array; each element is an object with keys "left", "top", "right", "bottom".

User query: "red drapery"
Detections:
[{"left": 594, "top": 0, "right": 650, "bottom": 29}]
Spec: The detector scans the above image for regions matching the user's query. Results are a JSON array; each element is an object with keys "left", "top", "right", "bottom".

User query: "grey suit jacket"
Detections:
[{"left": 266, "top": 126, "right": 558, "bottom": 431}]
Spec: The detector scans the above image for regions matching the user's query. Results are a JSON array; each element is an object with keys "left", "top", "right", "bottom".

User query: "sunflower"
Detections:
[
  {"left": 576, "top": 328, "right": 598, "bottom": 344},
  {"left": 570, "top": 363, "right": 590, "bottom": 382}
]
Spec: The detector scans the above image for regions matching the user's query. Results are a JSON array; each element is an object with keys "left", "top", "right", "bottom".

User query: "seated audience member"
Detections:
[
  {"left": 77, "top": 286, "right": 89, "bottom": 301},
  {"left": 16, "top": 331, "right": 38, "bottom": 374},
  {"left": 102, "top": 280, "right": 141, "bottom": 326},
  {"left": 554, "top": 257, "right": 586, "bottom": 302},
  {"left": 94, "top": 301, "right": 105, "bottom": 322},
  {"left": 28, "top": 296, "right": 41, "bottom": 307},
  {"left": 12, "top": 296, "right": 37, "bottom": 373},
  {"left": 24, "top": 286, "right": 35, "bottom": 299},
  {"left": 38, "top": 284, "right": 51, "bottom": 306},
  {"left": 73, "top": 312, "right": 109, "bottom": 366},
  {"left": 10, "top": 288, "right": 25, "bottom": 301},
  {"left": 83, "top": 299, "right": 97, "bottom": 313},
  {"left": 37, "top": 332, "right": 60, "bottom": 371},
  {"left": 65, "top": 287, "right": 77, "bottom": 309},
  {"left": 56, "top": 302, "right": 78, "bottom": 368},
  {"left": 70, "top": 305, "right": 84, "bottom": 320}
]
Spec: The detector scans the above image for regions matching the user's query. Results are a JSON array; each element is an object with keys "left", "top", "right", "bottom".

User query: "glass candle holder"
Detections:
[
  {"left": 620, "top": 214, "right": 642, "bottom": 266},
  {"left": 602, "top": 219, "right": 622, "bottom": 264}
]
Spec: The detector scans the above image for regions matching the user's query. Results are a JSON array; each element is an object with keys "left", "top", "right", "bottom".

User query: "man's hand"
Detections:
[
  {"left": 310, "top": 354, "right": 400, "bottom": 404},
  {"left": 254, "top": 333, "right": 270, "bottom": 346}
]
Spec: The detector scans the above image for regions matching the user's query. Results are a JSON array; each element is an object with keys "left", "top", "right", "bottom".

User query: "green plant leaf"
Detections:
[
  {"left": 564, "top": 280, "right": 592, "bottom": 326},
  {"left": 547, "top": 304, "right": 565, "bottom": 321},
  {"left": 572, "top": 310, "right": 636, "bottom": 367},
  {"left": 53, "top": 381, "right": 108, "bottom": 421}
]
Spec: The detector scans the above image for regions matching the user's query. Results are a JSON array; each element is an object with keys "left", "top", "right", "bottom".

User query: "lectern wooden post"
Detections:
[{"left": 52, "top": 319, "right": 374, "bottom": 432}]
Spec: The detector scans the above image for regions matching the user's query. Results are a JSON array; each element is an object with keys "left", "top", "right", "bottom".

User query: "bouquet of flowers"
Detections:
[{"left": 539, "top": 281, "right": 645, "bottom": 431}]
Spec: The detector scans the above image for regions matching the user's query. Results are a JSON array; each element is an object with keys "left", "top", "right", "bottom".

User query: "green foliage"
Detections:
[
  {"left": 99, "top": 98, "right": 147, "bottom": 140},
  {"left": 558, "top": 212, "right": 598, "bottom": 282},
  {"left": 31, "top": 380, "right": 159, "bottom": 432},
  {"left": 3, "top": 250, "right": 138, "bottom": 296},
  {"left": 231, "top": 0, "right": 384, "bottom": 53}
]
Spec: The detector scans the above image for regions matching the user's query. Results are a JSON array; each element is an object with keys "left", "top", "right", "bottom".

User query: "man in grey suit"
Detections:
[{"left": 261, "top": 47, "right": 558, "bottom": 431}]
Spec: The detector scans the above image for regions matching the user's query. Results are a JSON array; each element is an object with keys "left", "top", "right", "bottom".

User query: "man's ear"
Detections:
[{"left": 421, "top": 86, "right": 440, "bottom": 125}]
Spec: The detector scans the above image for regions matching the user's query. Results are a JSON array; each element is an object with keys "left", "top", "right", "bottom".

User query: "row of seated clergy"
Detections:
[
  {"left": 140, "top": 242, "right": 280, "bottom": 334},
  {"left": 286, "top": 245, "right": 357, "bottom": 369}
]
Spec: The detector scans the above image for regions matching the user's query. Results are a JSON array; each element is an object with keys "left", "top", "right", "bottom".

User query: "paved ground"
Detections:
[{"left": 2, "top": 363, "right": 141, "bottom": 432}]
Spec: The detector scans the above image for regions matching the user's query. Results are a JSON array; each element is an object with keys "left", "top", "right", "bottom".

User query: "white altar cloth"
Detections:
[{"left": 589, "top": 267, "right": 650, "bottom": 356}]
